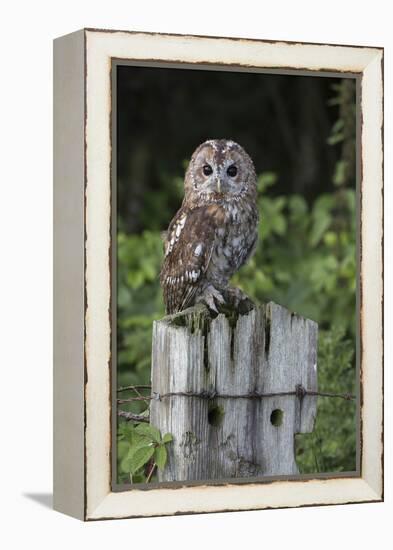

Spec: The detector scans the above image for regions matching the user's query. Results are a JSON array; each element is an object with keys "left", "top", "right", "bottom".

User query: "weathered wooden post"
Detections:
[{"left": 150, "top": 301, "right": 318, "bottom": 481}]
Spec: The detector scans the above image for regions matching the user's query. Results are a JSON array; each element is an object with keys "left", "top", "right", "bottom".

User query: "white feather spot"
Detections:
[
  {"left": 194, "top": 243, "right": 203, "bottom": 257},
  {"left": 166, "top": 214, "right": 187, "bottom": 256}
]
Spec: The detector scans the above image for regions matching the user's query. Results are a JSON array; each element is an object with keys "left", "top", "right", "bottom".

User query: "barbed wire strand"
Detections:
[
  {"left": 117, "top": 410, "right": 150, "bottom": 423},
  {"left": 117, "top": 384, "right": 152, "bottom": 393},
  {"left": 117, "top": 384, "right": 355, "bottom": 404}
]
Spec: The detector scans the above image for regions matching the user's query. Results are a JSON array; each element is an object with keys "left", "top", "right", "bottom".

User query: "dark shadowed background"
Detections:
[{"left": 116, "top": 64, "right": 357, "bottom": 483}]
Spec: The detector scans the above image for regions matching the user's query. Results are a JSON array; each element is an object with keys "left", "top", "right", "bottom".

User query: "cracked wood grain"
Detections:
[{"left": 150, "top": 302, "right": 318, "bottom": 482}]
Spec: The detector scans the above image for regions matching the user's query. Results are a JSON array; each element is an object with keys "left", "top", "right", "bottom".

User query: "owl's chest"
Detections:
[{"left": 207, "top": 202, "right": 257, "bottom": 283}]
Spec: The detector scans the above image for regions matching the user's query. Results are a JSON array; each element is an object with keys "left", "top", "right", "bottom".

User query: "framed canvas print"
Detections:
[{"left": 53, "top": 28, "right": 383, "bottom": 520}]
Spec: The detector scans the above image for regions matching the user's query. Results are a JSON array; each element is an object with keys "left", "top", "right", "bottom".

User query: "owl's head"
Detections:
[{"left": 184, "top": 139, "right": 256, "bottom": 202}]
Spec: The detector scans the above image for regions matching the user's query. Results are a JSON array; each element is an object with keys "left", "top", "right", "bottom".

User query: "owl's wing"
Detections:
[{"left": 160, "top": 206, "right": 217, "bottom": 314}]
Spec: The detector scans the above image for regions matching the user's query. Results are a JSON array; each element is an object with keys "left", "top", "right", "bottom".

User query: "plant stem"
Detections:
[{"left": 146, "top": 463, "right": 156, "bottom": 483}]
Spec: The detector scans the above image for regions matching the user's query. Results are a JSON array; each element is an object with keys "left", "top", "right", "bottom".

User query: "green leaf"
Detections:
[
  {"left": 132, "top": 432, "right": 153, "bottom": 448},
  {"left": 344, "top": 189, "right": 356, "bottom": 214},
  {"left": 333, "top": 160, "right": 348, "bottom": 186},
  {"left": 154, "top": 445, "right": 167, "bottom": 470},
  {"left": 310, "top": 213, "right": 331, "bottom": 247},
  {"left": 331, "top": 119, "right": 345, "bottom": 133},
  {"left": 289, "top": 195, "right": 308, "bottom": 219},
  {"left": 120, "top": 451, "right": 135, "bottom": 474},
  {"left": 120, "top": 457, "right": 130, "bottom": 474},
  {"left": 271, "top": 214, "right": 286, "bottom": 236},
  {"left": 162, "top": 433, "right": 173, "bottom": 444},
  {"left": 135, "top": 423, "right": 161, "bottom": 443},
  {"left": 323, "top": 231, "right": 337, "bottom": 247},
  {"left": 118, "top": 422, "right": 136, "bottom": 441},
  {"left": 327, "top": 133, "right": 344, "bottom": 146},
  {"left": 257, "top": 171, "right": 278, "bottom": 193},
  {"left": 117, "top": 440, "right": 130, "bottom": 460},
  {"left": 128, "top": 445, "right": 155, "bottom": 474}
]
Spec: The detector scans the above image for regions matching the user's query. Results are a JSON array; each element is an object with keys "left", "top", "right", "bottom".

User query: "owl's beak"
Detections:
[{"left": 216, "top": 179, "right": 221, "bottom": 193}]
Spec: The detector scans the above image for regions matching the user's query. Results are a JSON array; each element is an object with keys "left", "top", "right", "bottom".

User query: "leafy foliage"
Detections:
[
  {"left": 117, "top": 422, "right": 173, "bottom": 483},
  {"left": 117, "top": 230, "right": 164, "bottom": 388},
  {"left": 296, "top": 326, "right": 356, "bottom": 473}
]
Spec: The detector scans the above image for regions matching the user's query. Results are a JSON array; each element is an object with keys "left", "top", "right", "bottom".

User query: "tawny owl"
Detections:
[{"left": 160, "top": 139, "right": 258, "bottom": 314}]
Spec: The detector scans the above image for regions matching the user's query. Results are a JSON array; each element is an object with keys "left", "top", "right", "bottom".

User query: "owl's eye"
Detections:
[
  {"left": 202, "top": 164, "right": 213, "bottom": 176},
  {"left": 227, "top": 165, "right": 237, "bottom": 177}
]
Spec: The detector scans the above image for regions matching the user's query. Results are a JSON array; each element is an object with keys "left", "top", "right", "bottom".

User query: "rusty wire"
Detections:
[
  {"left": 117, "top": 384, "right": 355, "bottom": 404},
  {"left": 117, "top": 410, "right": 150, "bottom": 423},
  {"left": 117, "top": 384, "right": 152, "bottom": 393}
]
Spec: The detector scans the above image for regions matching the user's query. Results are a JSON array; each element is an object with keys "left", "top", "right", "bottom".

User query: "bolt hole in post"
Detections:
[
  {"left": 208, "top": 405, "right": 225, "bottom": 427},
  {"left": 270, "top": 409, "right": 284, "bottom": 427}
]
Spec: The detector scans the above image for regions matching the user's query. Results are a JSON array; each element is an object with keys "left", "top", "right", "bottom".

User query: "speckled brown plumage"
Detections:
[{"left": 160, "top": 139, "right": 259, "bottom": 314}]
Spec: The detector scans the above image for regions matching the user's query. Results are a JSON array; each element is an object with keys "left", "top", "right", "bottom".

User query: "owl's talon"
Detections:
[
  {"left": 224, "top": 287, "right": 250, "bottom": 309},
  {"left": 197, "top": 285, "right": 225, "bottom": 313},
  {"left": 204, "top": 296, "right": 219, "bottom": 313}
]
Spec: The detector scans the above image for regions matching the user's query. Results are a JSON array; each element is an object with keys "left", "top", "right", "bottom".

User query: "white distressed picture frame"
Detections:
[{"left": 53, "top": 28, "right": 383, "bottom": 521}]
